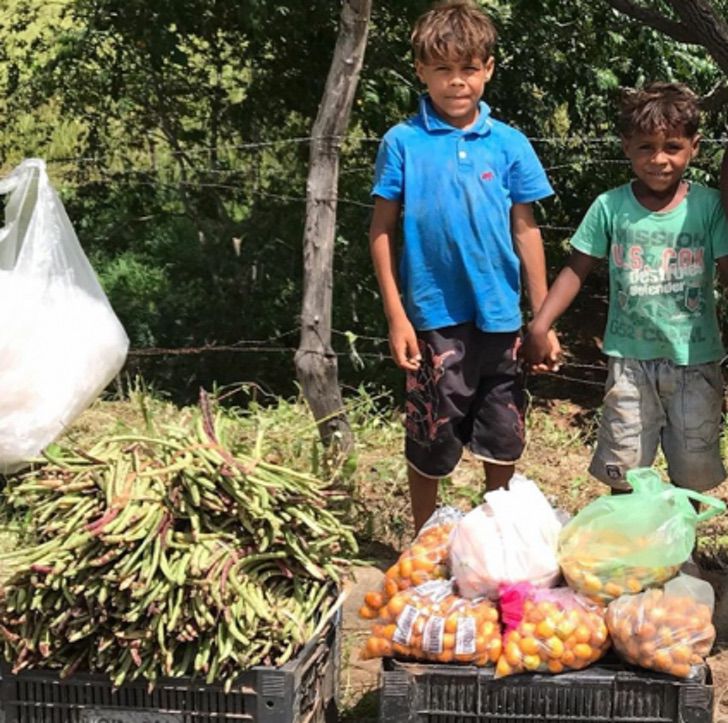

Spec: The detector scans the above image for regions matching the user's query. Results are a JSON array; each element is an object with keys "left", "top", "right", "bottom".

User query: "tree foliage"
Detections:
[{"left": 0, "top": 0, "right": 726, "bottom": 399}]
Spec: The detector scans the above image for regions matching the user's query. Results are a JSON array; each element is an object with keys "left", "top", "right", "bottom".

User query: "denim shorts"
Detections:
[
  {"left": 589, "top": 357, "right": 726, "bottom": 491},
  {"left": 404, "top": 323, "right": 526, "bottom": 479}
]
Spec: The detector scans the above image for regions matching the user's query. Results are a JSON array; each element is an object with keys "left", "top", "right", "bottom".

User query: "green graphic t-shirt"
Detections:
[{"left": 571, "top": 183, "right": 728, "bottom": 364}]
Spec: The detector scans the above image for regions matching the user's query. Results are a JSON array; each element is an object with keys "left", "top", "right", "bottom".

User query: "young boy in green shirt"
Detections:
[{"left": 523, "top": 82, "right": 728, "bottom": 492}]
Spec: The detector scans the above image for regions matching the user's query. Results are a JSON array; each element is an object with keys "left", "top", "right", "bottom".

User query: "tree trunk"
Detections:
[{"left": 295, "top": 0, "right": 372, "bottom": 452}]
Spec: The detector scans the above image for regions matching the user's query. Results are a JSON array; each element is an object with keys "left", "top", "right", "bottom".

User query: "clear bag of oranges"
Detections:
[
  {"left": 559, "top": 468, "right": 725, "bottom": 605},
  {"left": 495, "top": 584, "right": 610, "bottom": 677},
  {"left": 358, "top": 506, "right": 461, "bottom": 621},
  {"left": 606, "top": 574, "right": 715, "bottom": 678},
  {"left": 361, "top": 579, "right": 502, "bottom": 665}
]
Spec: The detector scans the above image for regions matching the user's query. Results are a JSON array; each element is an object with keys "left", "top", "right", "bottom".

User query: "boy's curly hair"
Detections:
[
  {"left": 618, "top": 82, "right": 700, "bottom": 137},
  {"left": 411, "top": 1, "right": 497, "bottom": 64}
]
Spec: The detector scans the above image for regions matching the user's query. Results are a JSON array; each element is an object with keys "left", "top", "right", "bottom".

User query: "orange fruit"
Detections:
[
  {"left": 480, "top": 621, "right": 496, "bottom": 638},
  {"left": 624, "top": 640, "right": 640, "bottom": 661},
  {"left": 671, "top": 644, "right": 692, "bottom": 664},
  {"left": 650, "top": 606, "right": 668, "bottom": 625},
  {"left": 410, "top": 570, "right": 429, "bottom": 586},
  {"left": 496, "top": 656, "right": 513, "bottom": 677},
  {"left": 670, "top": 662, "right": 691, "bottom": 678},
  {"left": 387, "top": 595, "right": 406, "bottom": 618},
  {"left": 573, "top": 643, "right": 593, "bottom": 660},
  {"left": 412, "top": 556, "right": 435, "bottom": 572},
  {"left": 574, "top": 625, "right": 592, "bottom": 644},
  {"left": 639, "top": 640, "right": 657, "bottom": 658},
  {"left": 637, "top": 622, "right": 657, "bottom": 640},
  {"left": 398, "top": 557, "right": 413, "bottom": 579},
  {"left": 359, "top": 605, "right": 378, "bottom": 620},
  {"left": 547, "top": 659, "right": 564, "bottom": 674},
  {"left": 605, "top": 582, "right": 624, "bottom": 598},
  {"left": 444, "top": 614, "right": 459, "bottom": 634},
  {"left": 590, "top": 625, "right": 608, "bottom": 647},
  {"left": 543, "top": 636, "right": 564, "bottom": 659},
  {"left": 519, "top": 636, "right": 539, "bottom": 656},
  {"left": 656, "top": 626, "right": 674, "bottom": 648},
  {"left": 652, "top": 649, "right": 671, "bottom": 671},
  {"left": 439, "top": 649, "right": 454, "bottom": 663},
  {"left": 505, "top": 641, "right": 522, "bottom": 667},
  {"left": 582, "top": 573, "right": 603, "bottom": 594},
  {"left": 536, "top": 619, "right": 555, "bottom": 638},
  {"left": 364, "top": 591, "right": 384, "bottom": 610}
]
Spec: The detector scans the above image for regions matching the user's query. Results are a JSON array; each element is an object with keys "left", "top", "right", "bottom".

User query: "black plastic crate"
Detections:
[
  {"left": 0, "top": 611, "right": 340, "bottom": 723},
  {"left": 379, "top": 654, "right": 713, "bottom": 723}
]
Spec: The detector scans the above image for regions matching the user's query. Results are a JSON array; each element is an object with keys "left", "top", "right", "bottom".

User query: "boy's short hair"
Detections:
[
  {"left": 618, "top": 82, "right": 700, "bottom": 138},
  {"left": 411, "top": 1, "right": 497, "bottom": 64}
]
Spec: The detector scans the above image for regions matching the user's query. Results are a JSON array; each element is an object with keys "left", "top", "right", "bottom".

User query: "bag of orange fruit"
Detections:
[
  {"left": 606, "top": 574, "right": 715, "bottom": 678},
  {"left": 495, "top": 583, "right": 610, "bottom": 677},
  {"left": 358, "top": 506, "right": 461, "bottom": 621},
  {"left": 559, "top": 468, "right": 725, "bottom": 605},
  {"left": 360, "top": 579, "right": 502, "bottom": 665}
]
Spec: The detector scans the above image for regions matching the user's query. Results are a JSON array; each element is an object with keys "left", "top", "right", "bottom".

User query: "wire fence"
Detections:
[{"left": 7, "top": 131, "right": 728, "bottom": 392}]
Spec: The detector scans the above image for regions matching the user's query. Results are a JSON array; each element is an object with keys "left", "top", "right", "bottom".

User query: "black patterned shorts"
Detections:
[{"left": 405, "top": 323, "right": 526, "bottom": 478}]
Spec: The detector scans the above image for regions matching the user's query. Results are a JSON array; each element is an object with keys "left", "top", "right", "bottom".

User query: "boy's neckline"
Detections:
[
  {"left": 420, "top": 95, "right": 492, "bottom": 135},
  {"left": 628, "top": 180, "right": 691, "bottom": 214}
]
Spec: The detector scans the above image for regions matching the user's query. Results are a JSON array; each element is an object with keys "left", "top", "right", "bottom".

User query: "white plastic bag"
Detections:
[
  {"left": 449, "top": 474, "right": 563, "bottom": 599},
  {"left": 0, "top": 159, "right": 129, "bottom": 472}
]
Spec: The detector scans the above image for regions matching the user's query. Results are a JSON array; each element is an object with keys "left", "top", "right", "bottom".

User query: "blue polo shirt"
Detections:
[{"left": 372, "top": 95, "right": 553, "bottom": 332}]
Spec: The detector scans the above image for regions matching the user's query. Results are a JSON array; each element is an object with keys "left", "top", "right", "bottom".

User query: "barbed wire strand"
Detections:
[{"left": 37, "top": 133, "right": 728, "bottom": 166}]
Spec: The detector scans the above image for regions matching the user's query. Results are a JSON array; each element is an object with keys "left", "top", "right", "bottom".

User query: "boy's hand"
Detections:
[
  {"left": 521, "top": 325, "right": 560, "bottom": 373},
  {"left": 543, "top": 329, "right": 562, "bottom": 371},
  {"left": 388, "top": 317, "right": 421, "bottom": 371}
]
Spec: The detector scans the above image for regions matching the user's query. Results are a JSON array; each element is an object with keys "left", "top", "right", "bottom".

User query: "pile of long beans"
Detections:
[{"left": 0, "top": 394, "right": 357, "bottom": 690}]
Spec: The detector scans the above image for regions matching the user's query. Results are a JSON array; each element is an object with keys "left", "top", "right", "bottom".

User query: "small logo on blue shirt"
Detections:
[{"left": 481, "top": 170, "right": 494, "bottom": 181}]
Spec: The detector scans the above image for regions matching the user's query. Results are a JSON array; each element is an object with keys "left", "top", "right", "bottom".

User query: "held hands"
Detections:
[
  {"left": 388, "top": 316, "right": 421, "bottom": 371},
  {"left": 521, "top": 326, "right": 561, "bottom": 374}
]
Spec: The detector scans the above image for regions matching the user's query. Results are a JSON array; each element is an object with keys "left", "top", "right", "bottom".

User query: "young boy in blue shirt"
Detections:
[
  {"left": 523, "top": 82, "right": 728, "bottom": 494},
  {"left": 369, "top": 0, "right": 560, "bottom": 532}
]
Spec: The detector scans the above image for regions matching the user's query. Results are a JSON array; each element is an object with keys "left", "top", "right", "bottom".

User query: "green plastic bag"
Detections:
[{"left": 558, "top": 468, "right": 725, "bottom": 605}]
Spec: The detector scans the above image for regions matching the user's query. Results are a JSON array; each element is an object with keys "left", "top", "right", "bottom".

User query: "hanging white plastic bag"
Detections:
[
  {"left": 0, "top": 159, "right": 129, "bottom": 472},
  {"left": 449, "top": 474, "right": 564, "bottom": 599}
]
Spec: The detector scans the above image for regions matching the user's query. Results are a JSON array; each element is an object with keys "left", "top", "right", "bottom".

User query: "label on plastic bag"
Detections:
[
  {"left": 455, "top": 616, "right": 477, "bottom": 655},
  {"left": 80, "top": 709, "right": 181, "bottom": 723},
  {"left": 415, "top": 580, "right": 451, "bottom": 602},
  {"left": 393, "top": 604, "right": 420, "bottom": 645},
  {"left": 423, "top": 615, "right": 445, "bottom": 654}
]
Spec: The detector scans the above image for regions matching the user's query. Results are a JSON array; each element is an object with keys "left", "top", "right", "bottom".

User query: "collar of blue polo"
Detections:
[{"left": 418, "top": 94, "right": 493, "bottom": 136}]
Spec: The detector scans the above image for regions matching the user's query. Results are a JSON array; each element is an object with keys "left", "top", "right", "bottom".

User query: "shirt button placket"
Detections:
[{"left": 457, "top": 137, "right": 472, "bottom": 171}]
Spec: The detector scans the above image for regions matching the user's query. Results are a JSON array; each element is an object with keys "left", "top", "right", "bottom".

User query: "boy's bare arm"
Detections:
[
  {"left": 511, "top": 203, "right": 561, "bottom": 368},
  {"left": 522, "top": 249, "right": 598, "bottom": 365},
  {"left": 369, "top": 197, "right": 421, "bottom": 371},
  {"left": 717, "top": 256, "right": 728, "bottom": 288}
]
